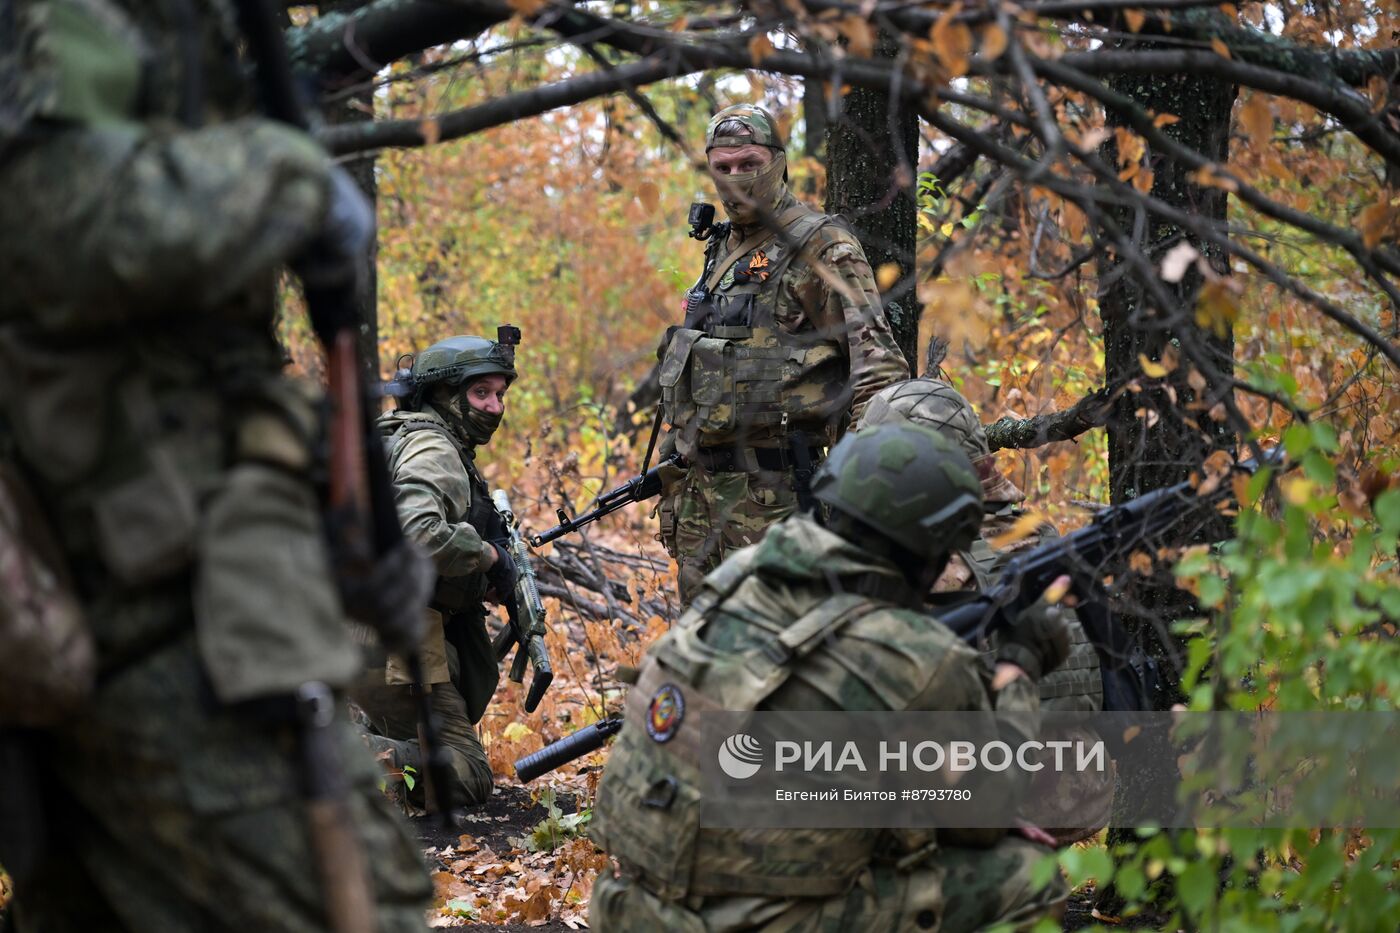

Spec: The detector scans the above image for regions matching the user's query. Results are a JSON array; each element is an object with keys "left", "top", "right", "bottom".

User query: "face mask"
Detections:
[
  {"left": 712, "top": 150, "right": 787, "bottom": 227},
  {"left": 462, "top": 403, "right": 503, "bottom": 446},
  {"left": 437, "top": 388, "right": 503, "bottom": 446}
]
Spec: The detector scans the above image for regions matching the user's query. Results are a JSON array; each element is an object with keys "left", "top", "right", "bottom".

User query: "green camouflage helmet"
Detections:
[
  {"left": 706, "top": 103, "right": 785, "bottom": 152},
  {"left": 861, "top": 377, "right": 1026, "bottom": 503},
  {"left": 811, "top": 422, "right": 985, "bottom": 560},
  {"left": 390, "top": 328, "right": 519, "bottom": 406}
]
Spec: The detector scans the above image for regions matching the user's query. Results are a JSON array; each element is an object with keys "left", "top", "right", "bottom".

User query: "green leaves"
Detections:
[
  {"left": 1059, "top": 844, "right": 1115, "bottom": 888},
  {"left": 1176, "top": 859, "right": 1216, "bottom": 915}
]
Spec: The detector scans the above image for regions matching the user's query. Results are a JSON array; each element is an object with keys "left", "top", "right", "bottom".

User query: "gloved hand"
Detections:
[
  {"left": 486, "top": 541, "right": 517, "bottom": 604},
  {"left": 338, "top": 538, "right": 433, "bottom": 658},
  {"left": 995, "top": 595, "right": 1071, "bottom": 683},
  {"left": 293, "top": 166, "right": 375, "bottom": 343}
]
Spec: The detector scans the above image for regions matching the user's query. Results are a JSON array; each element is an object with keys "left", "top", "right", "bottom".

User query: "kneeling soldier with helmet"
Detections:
[
  {"left": 862, "top": 377, "right": 1114, "bottom": 843},
  {"left": 351, "top": 328, "right": 526, "bottom": 809},
  {"left": 588, "top": 423, "right": 1070, "bottom": 932},
  {"left": 862, "top": 377, "right": 1104, "bottom": 714}
]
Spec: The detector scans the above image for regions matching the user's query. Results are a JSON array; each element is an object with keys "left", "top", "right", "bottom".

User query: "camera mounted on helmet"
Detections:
[{"left": 382, "top": 325, "right": 522, "bottom": 410}]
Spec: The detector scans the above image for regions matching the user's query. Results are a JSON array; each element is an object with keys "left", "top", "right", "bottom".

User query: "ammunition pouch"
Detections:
[
  {"left": 442, "top": 607, "right": 498, "bottom": 724},
  {"left": 659, "top": 328, "right": 826, "bottom": 438}
]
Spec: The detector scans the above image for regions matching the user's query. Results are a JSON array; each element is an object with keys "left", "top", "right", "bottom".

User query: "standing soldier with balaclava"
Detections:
[
  {"left": 351, "top": 331, "right": 523, "bottom": 809},
  {"left": 0, "top": 0, "right": 433, "bottom": 927},
  {"left": 655, "top": 103, "right": 909, "bottom": 604}
]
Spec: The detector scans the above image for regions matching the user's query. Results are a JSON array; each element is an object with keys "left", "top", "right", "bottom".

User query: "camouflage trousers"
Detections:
[
  {"left": 590, "top": 835, "right": 1066, "bottom": 932},
  {"left": 9, "top": 631, "right": 432, "bottom": 933},
  {"left": 350, "top": 644, "right": 494, "bottom": 808},
  {"left": 660, "top": 465, "right": 800, "bottom": 605}
]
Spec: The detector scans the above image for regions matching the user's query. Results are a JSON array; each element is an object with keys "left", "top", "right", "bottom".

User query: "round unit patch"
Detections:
[{"left": 646, "top": 683, "right": 686, "bottom": 743}]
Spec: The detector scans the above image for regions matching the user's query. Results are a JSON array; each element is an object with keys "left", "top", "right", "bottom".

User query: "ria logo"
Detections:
[{"left": 717, "top": 733, "right": 764, "bottom": 779}]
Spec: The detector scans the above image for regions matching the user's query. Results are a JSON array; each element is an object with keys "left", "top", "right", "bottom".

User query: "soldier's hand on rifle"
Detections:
[
  {"left": 995, "top": 574, "right": 1072, "bottom": 683},
  {"left": 293, "top": 166, "right": 375, "bottom": 342},
  {"left": 485, "top": 541, "right": 517, "bottom": 605},
  {"left": 338, "top": 538, "right": 433, "bottom": 657}
]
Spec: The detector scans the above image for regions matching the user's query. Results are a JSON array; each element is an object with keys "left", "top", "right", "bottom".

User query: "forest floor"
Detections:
[{"left": 410, "top": 783, "right": 1146, "bottom": 931}]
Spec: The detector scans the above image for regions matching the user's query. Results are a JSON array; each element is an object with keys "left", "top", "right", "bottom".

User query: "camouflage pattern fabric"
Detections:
[
  {"left": 705, "top": 103, "right": 785, "bottom": 150},
  {"left": 592, "top": 835, "right": 1064, "bottom": 933},
  {"left": 12, "top": 633, "right": 430, "bottom": 933},
  {"left": 658, "top": 185, "right": 909, "bottom": 601},
  {"left": 352, "top": 643, "right": 493, "bottom": 807},
  {"left": 661, "top": 464, "right": 797, "bottom": 603},
  {"left": 863, "top": 377, "right": 1025, "bottom": 503},
  {"left": 377, "top": 405, "right": 496, "bottom": 688},
  {"left": 0, "top": 1, "right": 430, "bottom": 926},
  {"left": 589, "top": 515, "right": 1068, "bottom": 930}
]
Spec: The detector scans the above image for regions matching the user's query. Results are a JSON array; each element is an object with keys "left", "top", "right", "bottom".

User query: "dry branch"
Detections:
[{"left": 985, "top": 389, "right": 1115, "bottom": 451}]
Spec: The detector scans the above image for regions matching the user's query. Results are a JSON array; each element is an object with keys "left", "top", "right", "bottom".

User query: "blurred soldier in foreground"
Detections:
[
  {"left": 656, "top": 103, "right": 909, "bottom": 603},
  {"left": 353, "top": 333, "right": 523, "bottom": 808},
  {"left": 0, "top": 0, "right": 432, "bottom": 929},
  {"left": 590, "top": 424, "right": 1069, "bottom": 931}
]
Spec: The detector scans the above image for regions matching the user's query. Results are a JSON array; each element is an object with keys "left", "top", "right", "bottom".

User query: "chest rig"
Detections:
[
  {"left": 660, "top": 205, "right": 847, "bottom": 449},
  {"left": 380, "top": 412, "right": 495, "bottom": 611},
  {"left": 590, "top": 557, "right": 885, "bottom": 900}
]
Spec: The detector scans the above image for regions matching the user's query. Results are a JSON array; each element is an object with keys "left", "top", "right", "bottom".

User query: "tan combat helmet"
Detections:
[{"left": 861, "top": 378, "right": 1026, "bottom": 505}]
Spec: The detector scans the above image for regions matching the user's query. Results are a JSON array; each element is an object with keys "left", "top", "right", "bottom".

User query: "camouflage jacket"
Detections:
[
  {"left": 660, "top": 191, "right": 908, "bottom": 456},
  {"left": 378, "top": 406, "right": 497, "bottom": 685},
  {"left": 590, "top": 515, "right": 1039, "bottom": 900}
]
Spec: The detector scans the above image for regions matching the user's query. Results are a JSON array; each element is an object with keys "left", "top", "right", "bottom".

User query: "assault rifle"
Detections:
[
  {"left": 937, "top": 451, "right": 1282, "bottom": 712},
  {"left": 512, "top": 453, "right": 1282, "bottom": 781},
  {"left": 529, "top": 452, "right": 686, "bottom": 547},
  {"left": 491, "top": 490, "right": 554, "bottom": 712}
]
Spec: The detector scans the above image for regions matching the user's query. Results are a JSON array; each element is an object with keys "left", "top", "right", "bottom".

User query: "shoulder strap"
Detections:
[
  {"left": 756, "top": 592, "right": 879, "bottom": 666},
  {"left": 382, "top": 415, "right": 473, "bottom": 476},
  {"left": 760, "top": 211, "right": 836, "bottom": 290},
  {"left": 703, "top": 204, "right": 810, "bottom": 292}
]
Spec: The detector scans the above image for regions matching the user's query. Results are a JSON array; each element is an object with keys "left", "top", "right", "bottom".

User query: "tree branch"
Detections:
[
  {"left": 287, "top": 0, "right": 518, "bottom": 80},
  {"left": 319, "top": 54, "right": 701, "bottom": 155},
  {"left": 985, "top": 388, "right": 1115, "bottom": 450},
  {"left": 1059, "top": 47, "right": 1400, "bottom": 168}
]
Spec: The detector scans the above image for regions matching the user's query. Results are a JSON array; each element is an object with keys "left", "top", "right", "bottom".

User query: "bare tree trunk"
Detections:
[
  {"left": 823, "top": 31, "right": 919, "bottom": 370},
  {"left": 1097, "top": 65, "right": 1238, "bottom": 691},
  {"left": 1095, "top": 51, "right": 1237, "bottom": 913}
]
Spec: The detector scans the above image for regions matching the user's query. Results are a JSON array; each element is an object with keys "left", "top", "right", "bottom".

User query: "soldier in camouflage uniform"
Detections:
[
  {"left": 591, "top": 424, "right": 1070, "bottom": 932},
  {"left": 352, "top": 334, "right": 523, "bottom": 808},
  {"left": 862, "top": 378, "right": 1112, "bottom": 841},
  {"left": 861, "top": 377, "right": 1103, "bottom": 712},
  {"left": 0, "top": 1, "right": 432, "bottom": 929},
  {"left": 656, "top": 103, "right": 909, "bottom": 603}
]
